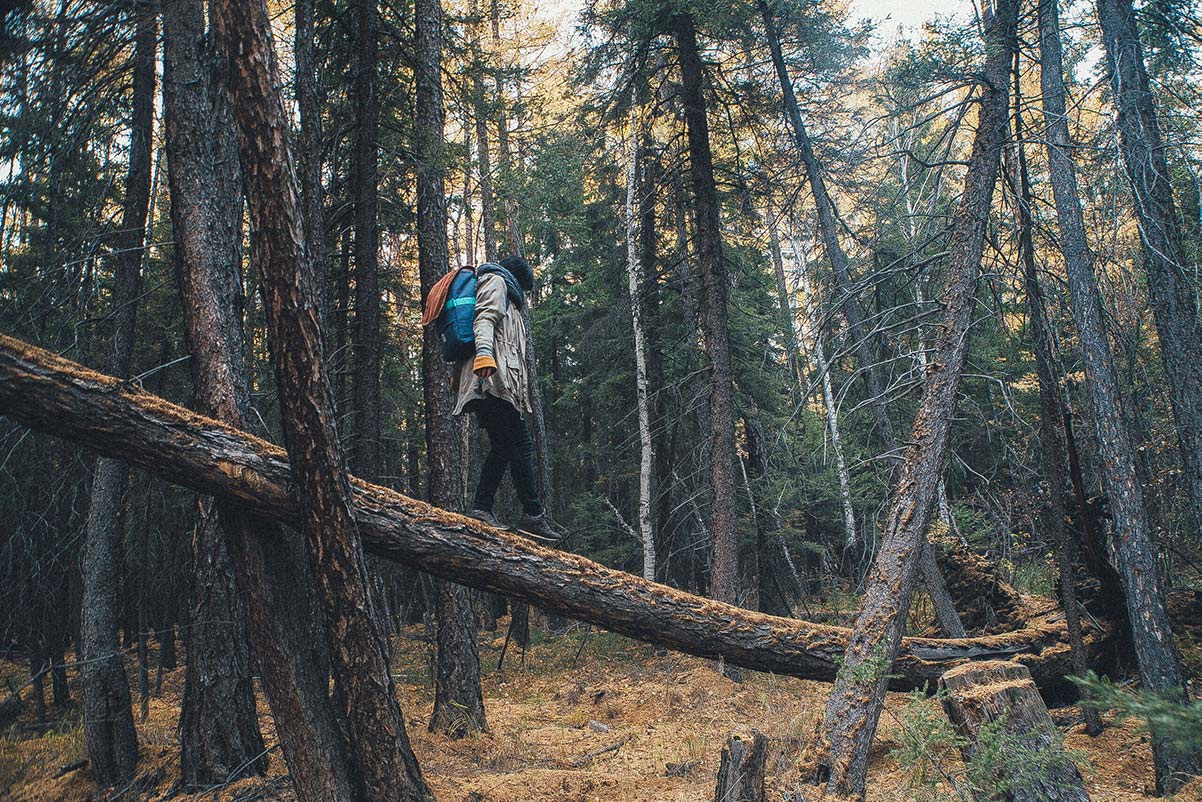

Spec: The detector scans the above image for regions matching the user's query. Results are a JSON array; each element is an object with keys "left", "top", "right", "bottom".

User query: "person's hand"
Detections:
[{"left": 473, "top": 353, "right": 498, "bottom": 379}]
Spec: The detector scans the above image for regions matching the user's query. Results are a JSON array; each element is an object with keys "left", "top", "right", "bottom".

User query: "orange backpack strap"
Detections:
[{"left": 421, "top": 267, "right": 463, "bottom": 327}]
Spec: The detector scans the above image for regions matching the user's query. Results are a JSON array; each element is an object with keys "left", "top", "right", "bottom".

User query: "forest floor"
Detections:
[{"left": 2, "top": 618, "right": 1200, "bottom": 802}]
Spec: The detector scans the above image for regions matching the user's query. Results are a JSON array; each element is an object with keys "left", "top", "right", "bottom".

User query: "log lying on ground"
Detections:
[
  {"left": 940, "top": 661, "right": 1090, "bottom": 801},
  {"left": 0, "top": 335, "right": 1112, "bottom": 689}
]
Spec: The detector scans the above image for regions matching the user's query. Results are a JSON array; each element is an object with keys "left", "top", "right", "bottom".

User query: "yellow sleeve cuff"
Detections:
[{"left": 473, "top": 354, "right": 497, "bottom": 373}]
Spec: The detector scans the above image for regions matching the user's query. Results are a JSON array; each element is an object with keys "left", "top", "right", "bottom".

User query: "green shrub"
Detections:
[
  {"left": 891, "top": 688, "right": 969, "bottom": 802},
  {"left": 891, "top": 688, "right": 1090, "bottom": 802},
  {"left": 1073, "top": 671, "right": 1202, "bottom": 758}
]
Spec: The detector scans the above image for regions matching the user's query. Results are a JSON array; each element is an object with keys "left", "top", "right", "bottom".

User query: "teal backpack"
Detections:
[{"left": 437, "top": 267, "right": 477, "bottom": 362}]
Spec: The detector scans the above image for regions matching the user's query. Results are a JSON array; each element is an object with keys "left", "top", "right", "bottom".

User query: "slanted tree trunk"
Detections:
[
  {"left": 760, "top": 0, "right": 959, "bottom": 619},
  {"left": 934, "top": 541, "right": 1022, "bottom": 635},
  {"left": 896, "top": 137, "right": 959, "bottom": 544},
  {"left": 1010, "top": 70, "right": 1103, "bottom": 737},
  {"left": 79, "top": 2, "right": 155, "bottom": 784},
  {"left": 1040, "top": 0, "right": 1198, "bottom": 790},
  {"left": 415, "top": 0, "right": 486, "bottom": 738},
  {"left": 625, "top": 101, "right": 656, "bottom": 582},
  {"left": 673, "top": 10, "right": 739, "bottom": 607},
  {"left": 940, "top": 661, "right": 1090, "bottom": 802},
  {"left": 918, "top": 542, "right": 967, "bottom": 639},
  {"left": 0, "top": 337, "right": 1115, "bottom": 693},
  {"left": 211, "top": 1, "right": 433, "bottom": 798},
  {"left": 758, "top": 0, "right": 894, "bottom": 452},
  {"left": 164, "top": 1, "right": 353, "bottom": 795},
  {"left": 810, "top": 2, "right": 1017, "bottom": 794},
  {"left": 1096, "top": 0, "right": 1202, "bottom": 541}
]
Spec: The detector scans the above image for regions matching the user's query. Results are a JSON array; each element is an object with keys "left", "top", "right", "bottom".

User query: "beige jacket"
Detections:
[{"left": 452, "top": 272, "right": 532, "bottom": 415}]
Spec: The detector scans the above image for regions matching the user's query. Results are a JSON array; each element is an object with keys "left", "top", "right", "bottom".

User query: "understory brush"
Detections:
[{"left": 890, "top": 688, "right": 1089, "bottom": 802}]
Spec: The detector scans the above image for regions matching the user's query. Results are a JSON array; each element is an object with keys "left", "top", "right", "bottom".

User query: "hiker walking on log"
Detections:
[{"left": 423, "top": 254, "right": 562, "bottom": 542}]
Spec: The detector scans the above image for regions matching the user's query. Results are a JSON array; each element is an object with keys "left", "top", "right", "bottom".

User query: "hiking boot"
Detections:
[
  {"left": 470, "top": 509, "right": 501, "bottom": 529},
  {"left": 512, "top": 513, "right": 563, "bottom": 544}
]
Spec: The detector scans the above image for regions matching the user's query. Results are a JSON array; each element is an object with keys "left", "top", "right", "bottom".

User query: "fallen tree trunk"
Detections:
[{"left": 0, "top": 334, "right": 1112, "bottom": 690}]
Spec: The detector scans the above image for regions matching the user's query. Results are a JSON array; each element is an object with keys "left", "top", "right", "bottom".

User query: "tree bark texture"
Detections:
[
  {"left": 713, "top": 731, "right": 767, "bottom": 802},
  {"left": 79, "top": 2, "right": 155, "bottom": 784},
  {"left": 673, "top": 11, "right": 740, "bottom": 606},
  {"left": 0, "top": 335, "right": 1116, "bottom": 693},
  {"left": 415, "top": 0, "right": 487, "bottom": 738},
  {"left": 471, "top": 0, "right": 496, "bottom": 263},
  {"left": 1040, "top": 0, "right": 1197, "bottom": 790},
  {"left": 1038, "top": 0, "right": 1197, "bottom": 788},
  {"left": 350, "top": 0, "right": 382, "bottom": 479},
  {"left": 625, "top": 105, "right": 656, "bottom": 582},
  {"left": 919, "top": 542, "right": 967, "bottom": 639},
  {"left": 1096, "top": 0, "right": 1202, "bottom": 541},
  {"left": 810, "top": 2, "right": 1017, "bottom": 795},
  {"left": 1010, "top": 77, "right": 1102, "bottom": 736},
  {"left": 164, "top": 0, "right": 330, "bottom": 789},
  {"left": 210, "top": 1, "right": 433, "bottom": 799},
  {"left": 162, "top": 0, "right": 283, "bottom": 788},
  {"left": 939, "top": 661, "right": 1090, "bottom": 802},
  {"left": 179, "top": 505, "right": 268, "bottom": 786},
  {"left": 295, "top": 0, "right": 328, "bottom": 330}
]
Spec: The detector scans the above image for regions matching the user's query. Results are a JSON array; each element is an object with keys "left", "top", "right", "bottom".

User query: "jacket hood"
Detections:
[{"left": 499, "top": 255, "right": 534, "bottom": 292}]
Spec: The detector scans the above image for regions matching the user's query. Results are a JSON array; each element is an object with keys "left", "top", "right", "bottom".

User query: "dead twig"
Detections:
[
  {"left": 570, "top": 735, "right": 632, "bottom": 768},
  {"left": 54, "top": 760, "right": 88, "bottom": 778}
]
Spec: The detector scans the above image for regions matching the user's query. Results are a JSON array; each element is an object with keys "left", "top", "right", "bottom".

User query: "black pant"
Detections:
[{"left": 471, "top": 394, "right": 542, "bottom": 517}]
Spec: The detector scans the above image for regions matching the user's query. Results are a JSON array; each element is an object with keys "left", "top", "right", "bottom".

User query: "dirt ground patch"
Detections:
[{"left": 2, "top": 621, "right": 1198, "bottom": 801}]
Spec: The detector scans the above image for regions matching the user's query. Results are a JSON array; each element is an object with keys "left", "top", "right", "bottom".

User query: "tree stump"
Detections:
[
  {"left": 713, "top": 730, "right": 767, "bottom": 802},
  {"left": 939, "top": 661, "right": 1089, "bottom": 802}
]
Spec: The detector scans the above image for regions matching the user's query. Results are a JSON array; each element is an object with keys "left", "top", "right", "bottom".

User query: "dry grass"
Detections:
[{"left": 0, "top": 621, "right": 1197, "bottom": 801}]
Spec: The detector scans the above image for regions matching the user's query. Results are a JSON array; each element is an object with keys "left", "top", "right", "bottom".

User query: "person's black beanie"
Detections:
[{"left": 499, "top": 254, "right": 534, "bottom": 292}]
